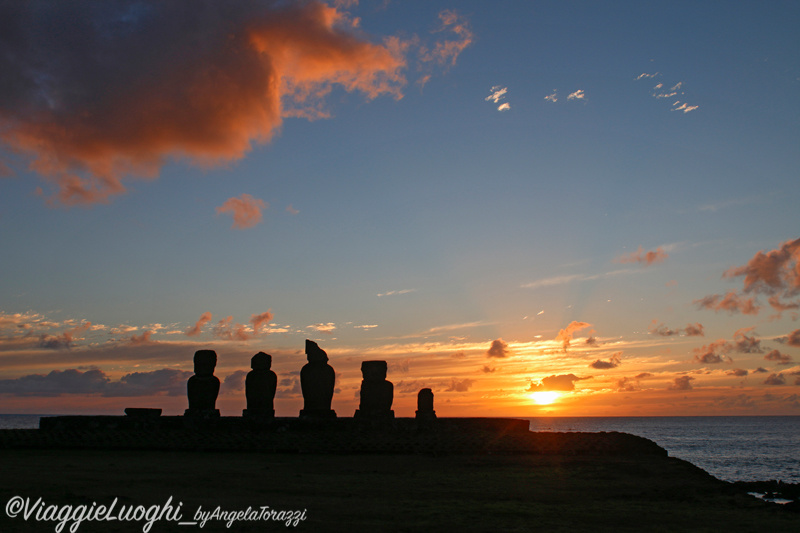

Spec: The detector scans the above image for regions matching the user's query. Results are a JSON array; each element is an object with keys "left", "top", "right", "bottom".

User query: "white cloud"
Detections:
[
  {"left": 544, "top": 91, "right": 558, "bottom": 103},
  {"left": 522, "top": 269, "right": 637, "bottom": 290},
  {"left": 635, "top": 72, "right": 659, "bottom": 80},
  {"left": 567, "top": 89, "right": 585, "bottom": 100},
  {"left": 497, "top": 102, "right": 511, "bottom": 112},
  {"left": 672, "top": 102, "right": 699, "bottom": 113},
  {"left": 377, "top": 289, "right": 417, "bottom": 297},
  {"left": 307, "top": 322, "right": 336, "bottom": 333},
  {"left": 485, "top": 85, "right": 508, "bottom": 104}
]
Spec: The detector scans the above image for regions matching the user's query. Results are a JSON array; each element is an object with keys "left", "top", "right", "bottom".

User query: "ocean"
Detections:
[
  {"left": 527, "top": 416, "right": 800, "bottom": 484},
  {"left": 1, "top": 415, "right": 798, "bottom": 484}
]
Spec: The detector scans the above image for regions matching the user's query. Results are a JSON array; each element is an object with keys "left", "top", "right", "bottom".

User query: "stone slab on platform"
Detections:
[{"left": 0, "top": 416, "right": 668, "bottom": 456}]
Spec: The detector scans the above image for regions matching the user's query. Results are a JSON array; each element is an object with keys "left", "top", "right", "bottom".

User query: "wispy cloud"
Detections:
[
  {"left": 377, "top": 289, "right": 417, "bottom": 297},
  {"left": 522, "top": 269, "right": 637, "bottom": 290},
  {"left": 615, "top": 245, "right": 668, "bottom": 266},
  {"left": 636, "top": 71, "right": 698, "bottom": 114},
  {"left": 419, "top": 10, "right": 473, "bottom": 68},
  {"left": 216, "top": 194, "right": 267, "bottom": 229},
  {"left": 544, "top": 90, "right": 558, "bottom": 103},
  {"left": 556, "top": 321, "right": 592, "bottom": 353},
  {"left": 698, "top": 196, "right": 759, "bottom": 213},
  {"left": 285, "top": 205, "right": 300, "bottom": 215},
  {"left": 185, "top": 312, "right": 213, "bottom": 337}
]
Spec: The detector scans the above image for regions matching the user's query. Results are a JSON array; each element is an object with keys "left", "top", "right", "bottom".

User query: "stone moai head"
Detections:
[
  {"left": 305, "top": 339, "right": 329, "bottom": 364},
  {"left": 418, "top": 388, "right": 434, "bottom": 411},
  {"left": 251, "top": 351, "right": 272, "bottom": 371},
  {"left": 361, "top": 360, "right": 388, "bottom": 381},
  {"left": 193, "top": 350, "right": 217, "bottom": 376}
]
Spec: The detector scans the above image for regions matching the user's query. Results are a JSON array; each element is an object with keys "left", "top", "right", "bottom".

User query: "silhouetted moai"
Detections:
[
  {"left": 299, "top": 340, "right": 336, "bottom": 418},
  {"left": 354, "top": 360, "right": 394, "bottom": 420},
  {"left": 185, "top": 349, "right": 220, "bottom": 417},
  {"left": 415, "top": 388, "right": 436, "bottom": 420},
  {"left": 243, "top": 351, "right": 277, "bottom": 419}
]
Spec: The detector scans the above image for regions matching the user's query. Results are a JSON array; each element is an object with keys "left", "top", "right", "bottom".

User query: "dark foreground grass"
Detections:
[{"left": 1, "top": 449, "right": 797, "bottom": 532}]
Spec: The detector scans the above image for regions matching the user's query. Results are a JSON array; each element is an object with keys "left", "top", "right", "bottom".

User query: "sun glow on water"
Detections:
[{"left": 530, "top": 391, "right": 561, "bottom": 405}]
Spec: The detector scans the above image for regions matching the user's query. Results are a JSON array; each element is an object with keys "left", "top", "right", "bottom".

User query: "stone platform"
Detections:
[{"left": 0, "top": 415, "right": 667, "bottom": 456}]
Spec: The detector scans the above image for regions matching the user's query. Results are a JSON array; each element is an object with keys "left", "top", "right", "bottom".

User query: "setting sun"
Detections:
[{"left": 530, "top": 391, "right": 561, "bottom": 405}]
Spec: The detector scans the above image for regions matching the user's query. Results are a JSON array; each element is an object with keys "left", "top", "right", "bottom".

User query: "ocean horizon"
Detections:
[{"left": 1, "top": 414, "right": 797, "bottom": 484}]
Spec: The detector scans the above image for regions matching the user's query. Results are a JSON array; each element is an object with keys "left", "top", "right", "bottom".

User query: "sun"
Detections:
[{"left": 530, "top": 391, "right": 561, "bottom": 405}]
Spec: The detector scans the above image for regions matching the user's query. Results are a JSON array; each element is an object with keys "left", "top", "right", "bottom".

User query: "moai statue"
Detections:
[
  {"left": 185, "top": 349, "right": 220, "bottom": 417},
  {"left": 243, "top": 351, "right": 277, "bottom": 419},
  {"left": 299, "top": 340, "right": 336, "bottom": 418},
  {"left": 354, "top": 360, "right": 394, "bottom": 420},
  {"left": 415, "top": 388, "right": 436, "bottom": 420}
]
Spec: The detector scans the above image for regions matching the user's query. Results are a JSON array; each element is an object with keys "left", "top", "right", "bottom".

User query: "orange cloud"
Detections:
[
  {"left": 647, "top": 320, "right": 703, "bottom": 337},
  {"left": 216, "top": 194, "right": 267, "bottom": 229},
  {"left": 129, "top": 330, "right": 155, "bottom": 345},
  {"left": 765, "top": 349, "right": 792, "bottom": 365},
  {"left": 589, "top": 352, "right": 621, "bottom": 370},
  {"left": 486, "top": 338, "right": 510, "bottom": 358},
  {"left": 692, "top": 340, "right": 733, "bottom": 364},
  {"left": 185, "top": 312, "right": 212, "bottom": 337},
  {"left": 0, "top": 2, "right": 408, "bottom": 205},
  {"left": 694, "top": 291, "right": 760, "bottom": 315},
  {"left": 725, "top": 238, "right": 800, "bottom": 292},
  {"left": 528, "top": 374, "right": 589, "bottom": 392},
  {"left": 250, "top": 311, "right": 274, "bottom": 334},
  {"left": 615, "top": 245, "right": 668, "bottom": 266},
  {"left": 732, "top": 327, "right": 762, "bottom": 354},
  {"left": 419, "top": 10, "right": 473, "bottom": 67},
  {"left": 669, "top": 375, "right": 694, "bottom": 390},
  {"left": 555, "top": 321, "right": 591, "bottom": 352},
  {"left": 0, "top": 159, "right": 13, "bottom": 177},
  {"left": 787, "top": 329, "right": 800, "bottom": 347},
  {"left": 38, "top": 322, "right": 92, "bottom": 350}
]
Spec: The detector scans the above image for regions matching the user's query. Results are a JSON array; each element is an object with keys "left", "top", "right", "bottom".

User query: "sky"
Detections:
[{"left": 1, "top": 0, "right": 799, "bottom": 417}]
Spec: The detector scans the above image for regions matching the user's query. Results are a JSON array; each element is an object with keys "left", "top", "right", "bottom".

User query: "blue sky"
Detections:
[{"left": 1, "top": 1, "right": 799, "bottom": 416}]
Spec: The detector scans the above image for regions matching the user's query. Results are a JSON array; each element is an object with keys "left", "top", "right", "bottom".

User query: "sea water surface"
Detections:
[
  {"left": 1, "top": 415, "right": 798, "bottom": 483},
  {"left": 528, "top": 416, "right": 800, "bottom": 484}
]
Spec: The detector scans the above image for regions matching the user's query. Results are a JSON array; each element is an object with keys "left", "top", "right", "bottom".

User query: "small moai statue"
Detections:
[
  {"left": 415, "top": 388, "right": 436, "bottom": 420},
  {"left": 185, "top": 349, "right": 220, "bottom": 417},
  {"left": 354, "top": 360, "right": 394, "bottom": 420},
  {"left": 243, "top": 351, "right": 277, "bottom": 419},
  {"left": 299, "top": 340, "right": 336, "bottom": 418}
]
